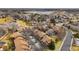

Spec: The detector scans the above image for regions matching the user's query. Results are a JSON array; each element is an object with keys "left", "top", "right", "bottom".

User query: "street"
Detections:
[{"left": 60, "top": 30, "right": 73, "bottom": 51}]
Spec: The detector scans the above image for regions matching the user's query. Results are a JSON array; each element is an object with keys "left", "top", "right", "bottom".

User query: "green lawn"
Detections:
[{"left": 54, "top": 40, "right": 62, "bottom": 51}]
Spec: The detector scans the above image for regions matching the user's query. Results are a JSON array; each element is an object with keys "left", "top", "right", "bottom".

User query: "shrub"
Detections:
[{"left": 47, "top": 41, "right": 55, "bottom": 50}]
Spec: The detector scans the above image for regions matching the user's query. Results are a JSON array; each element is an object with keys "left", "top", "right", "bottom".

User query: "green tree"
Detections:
[
  {"left": 48, "top": 41, "right": 55, "bottom": 50},
  {"left": 50, "top": 19, "right": 56, "bottom": 25}
]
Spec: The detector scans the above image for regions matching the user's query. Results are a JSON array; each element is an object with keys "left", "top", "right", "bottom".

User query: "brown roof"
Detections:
[
  {"left": 33, "top": 29, "right": 52, "bottom": 45},
  {"left": 11, "top": 32, "right": 22, "bottom": 38},
  {"left": 33, "top": 29, "right": 46, "bottom": 38},
  {"left": 14, "top": 37, "right": 31, "bottom": 51},
  {"left": 12, "top": 32, "right": 31, "bottom": 51},
  {"left": 41, "top": 35, "right": 52, "bottom": 45}
]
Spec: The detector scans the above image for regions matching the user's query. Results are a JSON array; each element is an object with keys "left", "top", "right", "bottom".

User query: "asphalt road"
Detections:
[{"left": 60, "top": 30, "right": 72, "bottom": 51}]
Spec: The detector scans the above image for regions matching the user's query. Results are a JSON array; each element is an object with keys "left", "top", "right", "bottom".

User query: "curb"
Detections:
[
  {"left": 58, "top": 31, "right": 68, "bottom": 51},
  {"left": 70, "top": 38, "right": 73, "bottom": 51}
]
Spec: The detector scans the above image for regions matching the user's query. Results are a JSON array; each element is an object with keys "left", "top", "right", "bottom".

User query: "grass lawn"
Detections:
[
  {"left": 71, "top": 45, "right": 79, "bottom": 51},
  {"left": 16, "top": 20, "right": 27, "bottom": 27},
  {"left": 51, "top": 35, "right": 62, "bottom": 51},
  {"left": 0, "top": 16, "right": 13, "bottom": 24},
  {"left": 54, "top": 40, "right": 62, "bottom": 51},
  {"left": 41, "top": 36, "right": 62, "bottom": 51},
  {"left": 16, "top": 19, "right": 32, "bottom": 28},
  {"left": 0, "top": 32, "right": 15, "bottom": 51},
  {"left": 46, "top": 40, "right": 62, "bottom": 51}
]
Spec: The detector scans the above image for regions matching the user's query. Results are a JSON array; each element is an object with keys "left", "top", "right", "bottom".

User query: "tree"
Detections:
[
  {"left": 50, "top": 18, "right": 56, "bottom": 25},
  {"left": 47, "top": 41, "right": 55, "bottom": 50},
  {"left": 74, "top": 33, "right": 79, "bottom": 38},
  {"left": 69, "top": 21, "right": 73, "bottom": 24}
]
